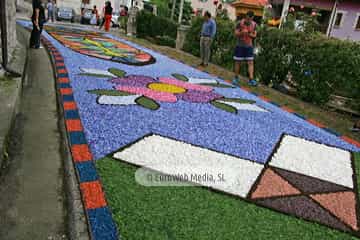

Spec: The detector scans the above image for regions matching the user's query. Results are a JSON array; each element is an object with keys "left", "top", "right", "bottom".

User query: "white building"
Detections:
[
  {"left": 56, "top": 0, "right": 143, "bottom": 15},
  {"left": 190, "top": 0, "right": 236, "bottom": 20}
]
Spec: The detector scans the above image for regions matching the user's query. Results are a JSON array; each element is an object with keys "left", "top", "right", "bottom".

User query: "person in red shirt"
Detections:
[
  {"left": 104, "top": 1, "right": 113, "bottom": 31},
  {"left": 233, "top": 11, "right": 258, "bottom": 86}
]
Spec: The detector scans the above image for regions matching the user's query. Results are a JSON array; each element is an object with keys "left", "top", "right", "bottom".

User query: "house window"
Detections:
[
  {"left": 355, "top": 15, "right": 360, "bottom": 30},
  {"left": 334, "top": 12, "right": 343, "bottom": 27}
]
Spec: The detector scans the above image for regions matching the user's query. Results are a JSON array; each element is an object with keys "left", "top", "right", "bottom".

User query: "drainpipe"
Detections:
[{"left": 326, "top": 0, "right": 338, "bottom": 37}]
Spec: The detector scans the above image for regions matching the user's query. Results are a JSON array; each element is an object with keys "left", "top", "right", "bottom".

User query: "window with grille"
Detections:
[
  {"left": 334, "top": 12, "right": 343, "bottom": 27},
  {"left": 355, "top": 15, "right": 360, "bottom": 30}
]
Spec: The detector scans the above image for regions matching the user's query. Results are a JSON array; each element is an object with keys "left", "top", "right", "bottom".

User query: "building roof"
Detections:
[{"left": 232, "top": 0, "right": 269, "bottom": 8}]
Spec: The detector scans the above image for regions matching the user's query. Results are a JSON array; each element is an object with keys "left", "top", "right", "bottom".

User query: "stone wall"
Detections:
[{"left": 0, "top": 0, "right": 17, "bottom": 64}]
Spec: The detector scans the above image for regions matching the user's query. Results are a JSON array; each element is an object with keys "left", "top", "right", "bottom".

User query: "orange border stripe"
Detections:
[
  {"left": 72, "top": 144, "right": 93, "bottom": 162},
  {"left": 281, "top": 106, "right": 295, "bottom": 113},
  {"left": 341, "top": 136, "right": 360, "bottom": 148},
  {"left": 63, "top": 101, "right": 77, "bottom": 110},
  {"left": 66, "top": 119, "right": 83, "bottom": 131},
  {"left": 307, "top": 119, "right": 326, "bottom": 128},
  {"left": 60, "top": 88, "right": 73, "bottom": 95},
  {"left": 80, "top": 181, "right": 107, "bottom": 209},
  {"left": 259, "top": 96, "right": 270, "bottom": 102},
  {"left": 58, "top": 77, "right": 70, "bottom": 83}
]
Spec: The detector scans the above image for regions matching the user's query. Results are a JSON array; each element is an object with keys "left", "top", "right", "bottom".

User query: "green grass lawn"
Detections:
[{"left": 96, "top": 155, "right": 360, "bottom": 240}]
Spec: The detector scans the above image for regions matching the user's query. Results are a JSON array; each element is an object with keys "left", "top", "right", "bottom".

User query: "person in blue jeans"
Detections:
[
  {"left": 233, "top": 11, "right": 258, "bottom": 86},
  {"left": 47, "top": 0, "right": 54, "bottom": 22},
  {"left": 199, "top": 11, "right": 216, "bottom": 67}
]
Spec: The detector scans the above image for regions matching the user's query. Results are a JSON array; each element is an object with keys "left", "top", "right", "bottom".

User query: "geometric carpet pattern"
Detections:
[
  {"left": 250, "top": 166, "right": 359, "bottom": 233},
  {"left": 114, "top": 134, "right": 360, "bottom": 235}
]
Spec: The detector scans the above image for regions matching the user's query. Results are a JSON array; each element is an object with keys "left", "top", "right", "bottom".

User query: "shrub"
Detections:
[
  {"left": 183, "top": 17, "right": 202, "bottom": 57},
  {"left": 154, "top": 35, "right": 176, "bottom": 47},
  {"left": 257, "top": 27, "right": 360, "bottom": 105},
  {"left": 137, "top": 10, "right": 178, "bottom": 44}
]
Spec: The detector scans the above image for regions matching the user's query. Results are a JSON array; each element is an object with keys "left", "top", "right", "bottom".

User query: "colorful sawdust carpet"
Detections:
[
  {"left": 18, "top": 20, "right": 360, "bottom": 240},
  {"left": 44, "top": 25, "right": 156, "bottom": 66}
]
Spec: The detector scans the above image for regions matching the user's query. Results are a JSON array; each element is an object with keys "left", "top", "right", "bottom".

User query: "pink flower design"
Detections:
[{"left": 110, "top": 75, "right": 222, "bottom": 103}]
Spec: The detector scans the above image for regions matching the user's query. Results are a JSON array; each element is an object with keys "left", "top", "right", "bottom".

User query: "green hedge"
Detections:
[
  {"left": 257, "top": 27, "right": 360, "bottom": 106},
  {"left": 137, "top": 10, "right": 177, "bottom": 47},
  {"left": 183, "top": 18, "right": 359, "bottom": 108}
]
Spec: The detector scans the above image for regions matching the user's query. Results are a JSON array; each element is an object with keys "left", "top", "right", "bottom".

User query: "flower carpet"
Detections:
[{"left": 18, "top": 20, "right": 360, "bottom": 240}]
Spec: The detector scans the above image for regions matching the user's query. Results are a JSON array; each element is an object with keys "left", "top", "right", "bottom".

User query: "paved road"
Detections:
[{"left": 0, "top": 35, "right": 67, "bottom": 239}]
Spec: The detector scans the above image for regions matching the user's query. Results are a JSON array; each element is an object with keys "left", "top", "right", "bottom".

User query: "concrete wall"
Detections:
[
  {"left": 330, "top": 1, "right": 360, "bottom": 41},
  {"left": 0, "top": 0, "right": 17, "bottom": 64},
  {"left": 190, "top": 0, "right": 236, "bottom": 20}
]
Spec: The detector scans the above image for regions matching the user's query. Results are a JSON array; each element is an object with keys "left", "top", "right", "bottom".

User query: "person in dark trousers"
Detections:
[
  {"left": 104, "top": 1, "right": 113, "bottom": 32},
  {"left": 233, "top": 11, "right": 258, "bottom": 86},
  {"left": 199, "top": 11, "right": 216, "bottom": 67},
  {"left": 30, "top": 0, "right": 46, "bottom": 49}
]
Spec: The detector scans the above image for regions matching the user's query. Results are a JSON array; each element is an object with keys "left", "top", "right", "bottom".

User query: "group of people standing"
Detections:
[
  {"left": 91, "top": 2, "right": 129, "bottom": 33},
  {"left": 90, "top": 1, "right": 113, "bottom": 32},
  {"left": 200, "top": 10, "right": 258, "bottom": 86}
]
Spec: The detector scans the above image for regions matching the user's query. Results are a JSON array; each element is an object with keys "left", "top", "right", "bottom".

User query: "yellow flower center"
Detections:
[{"left": 148, "top": 83, "right": 186, "bottom": 94}]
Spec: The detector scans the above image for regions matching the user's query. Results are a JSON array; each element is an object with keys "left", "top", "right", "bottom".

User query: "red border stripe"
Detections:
[
  {"left": 281, "top": 106, "right": 295, "bottom": 113},
  {"left": 241, "top": 86, "right": 251, "bottom": 92},
  {"left": 58, "top": 77, "right": 70, "bottom": 83},
  {"left": 341, "top": 136, "right": 360, "bottom": 148},
  {"left": 72, "top": 144, "right": 93, "bottom": 162},
  {"left": 66, "top": 119, "right": 83, "bottom": 131},
  {"left": 60, "top": 88, "right": 73, "bottom": 95},
  {"left": 80, "top": 181, "right": 107, "bottom": 209},
  {"left": 307, "top": 119, "right": 326, "bottom": 128},
  {"left": 63, "top": 101, "right": 77, "bottom": 110},
  {"left": 259, "top": 96, "right": 270, "bottom": 102},
  {"left": 58, "top": 68, "right": 67, "bottom": 74}
]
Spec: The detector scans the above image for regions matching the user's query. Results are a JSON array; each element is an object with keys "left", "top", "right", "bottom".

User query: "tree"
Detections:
[
  {"left": 170, "top": 0, "right": 176, "bottom": 20},
  {"left": 151, "top": 0, "right": 192, "bottom": 25}
]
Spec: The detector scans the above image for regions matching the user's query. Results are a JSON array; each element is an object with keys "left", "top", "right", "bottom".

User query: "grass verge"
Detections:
[{"left": 96, "top": 156, "right": 359, "bottom": 240}]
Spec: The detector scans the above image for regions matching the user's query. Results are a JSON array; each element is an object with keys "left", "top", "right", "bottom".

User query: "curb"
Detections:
[
  {"left": 43, "top": 39, "right": 91, "bottom": 240},
  {"left": 40, "top": 37, "right": 118, "bottom": 239}
]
